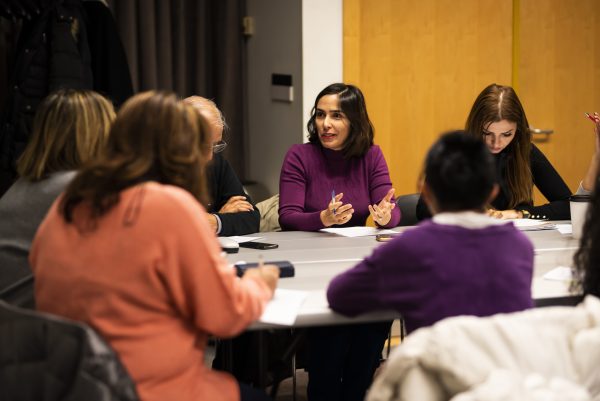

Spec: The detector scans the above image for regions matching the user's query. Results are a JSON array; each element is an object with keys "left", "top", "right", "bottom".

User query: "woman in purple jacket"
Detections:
[
  {"left": 278, "top": 83, "right": 400, "bottom": 230},
  {"left": 326, "top": 132, "right": 534, "bottom": 398}
]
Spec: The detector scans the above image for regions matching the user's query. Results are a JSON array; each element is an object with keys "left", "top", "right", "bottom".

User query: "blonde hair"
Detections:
[
  {"left": 17, "top": 89, "right": 115, "bottom": 181},
  {"left": 183, "top": 96, "right": 227, "bottom": 132}
]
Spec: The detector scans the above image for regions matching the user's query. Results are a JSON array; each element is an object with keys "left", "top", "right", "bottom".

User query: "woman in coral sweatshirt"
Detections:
[{"left": 30, "top": 91, "right": 279, "bottom": 401}]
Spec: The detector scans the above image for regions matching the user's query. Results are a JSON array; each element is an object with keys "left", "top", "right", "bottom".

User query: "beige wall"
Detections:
[{"left": 344, "top": 0, "right": 600, "bottom": 201}]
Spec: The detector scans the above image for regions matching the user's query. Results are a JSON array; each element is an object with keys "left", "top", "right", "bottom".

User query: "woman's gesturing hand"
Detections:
[
  {"left": 369, "top": 188, "right": 396, "bottom": 226},
  {"left": 320, "top": 192, "right": 354, "bottom": 227}
]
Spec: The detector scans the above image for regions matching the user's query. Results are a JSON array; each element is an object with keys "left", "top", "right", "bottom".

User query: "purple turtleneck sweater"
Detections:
[
  {"left": 327, "top": 219, "right": 534, "bottom": 334},
  {"left": 278, "top": 143, "right": 401, "bottom": 231}
]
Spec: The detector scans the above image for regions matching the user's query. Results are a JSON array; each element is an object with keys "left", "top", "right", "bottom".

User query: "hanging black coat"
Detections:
[{"left": 0, "top": 0, "right": 133, "bottom": 195}]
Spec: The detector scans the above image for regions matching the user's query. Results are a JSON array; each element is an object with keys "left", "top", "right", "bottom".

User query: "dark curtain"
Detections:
[
  {"left": 106, "top": 0, "right": 246, "bottom": 179},
  {"left": 0, "top": 20, "right": 19, "bottom": 117}
]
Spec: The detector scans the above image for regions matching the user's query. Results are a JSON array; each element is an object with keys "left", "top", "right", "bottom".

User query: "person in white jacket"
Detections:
[{"left": 367, "top": 296, "right": 600, "bottom": 401}]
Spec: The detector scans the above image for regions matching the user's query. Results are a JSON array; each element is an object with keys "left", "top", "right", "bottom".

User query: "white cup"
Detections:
[{"left": 570, "top": 195, "right": 591, "bottom": 239}]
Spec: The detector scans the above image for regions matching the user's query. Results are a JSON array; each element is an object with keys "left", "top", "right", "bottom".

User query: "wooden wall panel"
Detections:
[
  {"left": 344, "top": 0, "right": 513, "bottom": 196},
  {"left": 519, "top": 0, "right": 600, "bottom": 198},
  {"left": 343, "top": 0, "right": 360, "bottom": 83}
]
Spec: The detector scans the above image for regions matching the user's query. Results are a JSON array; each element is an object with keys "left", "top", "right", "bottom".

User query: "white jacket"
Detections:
[{"left": 367, "top": 296, "right": 600, "bottom": 401}]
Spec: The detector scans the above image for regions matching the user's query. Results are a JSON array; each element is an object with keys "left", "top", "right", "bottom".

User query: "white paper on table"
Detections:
[
  {"left": 319, "top": 227, "right": 398, "bottom": 237},
  {"left": 259, "top": 289, "right": 308, "bottom": 326},
  {"left": 543, "top": 266, "right": 573, "bottom": 282},
  {"left": 554, "top": 224, "right": 573, "bottom": 235},
  {"left": 512, "top": 219, "right": 555, "bottom": 231},
  {"left": 227, "top": 236, "right": 264, "bottom": 243}
]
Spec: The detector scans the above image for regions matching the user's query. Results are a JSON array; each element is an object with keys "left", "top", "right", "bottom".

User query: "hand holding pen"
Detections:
[
  {"left": 320, "top": 191, "right": 354, "bottom": 227},
  {"left": 242, "top": 254, "right": 280, "bottom": 296}
]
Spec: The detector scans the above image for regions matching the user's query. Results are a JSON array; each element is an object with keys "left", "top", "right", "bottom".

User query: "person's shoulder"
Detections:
[
  {"left": 529, "top": 143, "right": 546, "bottom": 160},
  {"left": 364, "top": 144, "right": 382, "bottom": 157},
  {"left": 386, "top": 221, "right": 438, "bottom": 248},
  {"left": 485, "top": 222, "right": 534, "bottom": 251},
  {"left": 364, "top": 144, "right": 386, "bottom": 163},
  {"left": 285, "top": 143, "right": 320, "bottom": 161},
  {"left": 45, "top": 170, "right": 77, "bottom": 186},
  {"left": 130, "top": 183, "right": 214, "bottom": 245},
  {"left": 141, "top": 182, "right": 206, "bottom": 218},
  {"left": 371, "top": 222, "right": 438, "bottom": 262},
  {"left": 212, "top": 152, "right": 231, "bottom": 168},
  {"left": 368, "top": 144, "right": 382, "bottom": 154},
  {"left": 1, "top": 172, "right": 76, "bottom": 205},
  {"left": 288, "top": 142, "right": 316, "bottom": 154}
]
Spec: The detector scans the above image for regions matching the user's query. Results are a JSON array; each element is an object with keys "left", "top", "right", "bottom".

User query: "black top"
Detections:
[
  {"left": 207, "top": 153, "right": 260, "bottom": 236},
  {"left": 416, "top": 144, "right": 571, "bottom": 221}
]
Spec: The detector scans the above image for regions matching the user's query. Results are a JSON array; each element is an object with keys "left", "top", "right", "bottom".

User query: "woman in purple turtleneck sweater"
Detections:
[
  {"left": 278, "top": 83, "right": 400, "bottom": 231},
  {"left": 279, "top": 83, "right": 400, "bottom": 401}
]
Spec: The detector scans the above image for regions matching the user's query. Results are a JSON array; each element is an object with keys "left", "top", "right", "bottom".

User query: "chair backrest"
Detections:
[
  {"left": 0, "top": 301, "right": 139, "bottom": 401},
  {"left": 0, "top": 274, "right": 34, "bottom": 309},
  {"left": 396, "top": 193, "right": 420, "bottom": 226}
]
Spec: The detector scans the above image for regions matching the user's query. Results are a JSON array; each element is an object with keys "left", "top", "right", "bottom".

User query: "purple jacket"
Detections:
[
  {"left": 327, "top": 219, "right": 534, "bottom": 334},
  {"left": 279, "top": 143, "right": 401, "bottom": 231}
]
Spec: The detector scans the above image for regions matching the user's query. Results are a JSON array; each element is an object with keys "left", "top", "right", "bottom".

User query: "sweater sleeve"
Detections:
[
  {"left": 278, "top": 146, "right": 324, "bottom": 231},
  {"left": 159, "top": 190, "right": 272, "bottom": 338},
  {"left": 525, "top": 144, "right": 571, "bottom": 220},
  {"left": 327, "top": 256, "right": 386, "bottom": 317},
  {"left": 328, "top": 236, "right": 411, "bottom": 316},
  {"left": 208, "top": 154, "right": 260, "bottom": 236},
  {"left": 369, "top": 146, "right": 401, "bottom": 227}
]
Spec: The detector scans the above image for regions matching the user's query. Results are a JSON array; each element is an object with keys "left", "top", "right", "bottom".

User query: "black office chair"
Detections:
[
  {"left": 0, "top": 274, "right": 35, "bottom": 309},
  {"left": 0, "top": 300, "right": 139, "bottom": 401},
  {"left": 396, "top": 193, "right": 420, "bottom": 226}
]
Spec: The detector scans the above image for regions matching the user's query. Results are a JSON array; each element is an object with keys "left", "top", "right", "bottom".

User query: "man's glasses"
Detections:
[{"left": 212, "top": 140, "right": 227, "bottom": 154}]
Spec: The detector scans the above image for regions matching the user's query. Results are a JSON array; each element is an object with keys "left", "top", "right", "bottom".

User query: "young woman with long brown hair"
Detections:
[
  {"left": 30, "top": 91, "right": 278, "bottom": 401},
  {"left": 417, "top": 83, "right": 571, "bottom": 221}
]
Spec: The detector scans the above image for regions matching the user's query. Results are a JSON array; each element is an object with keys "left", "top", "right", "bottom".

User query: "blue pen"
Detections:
[{"left": 331, "top": 190, "right": 336, "bottom": 214}]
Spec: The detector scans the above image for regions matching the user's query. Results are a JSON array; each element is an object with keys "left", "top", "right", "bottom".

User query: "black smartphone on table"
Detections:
[
  {"left": 238, "top": 241, "right": 279, "bottom": 250},
  {"left": 235, "top": 260, "right": 295, "bottom": 277}
]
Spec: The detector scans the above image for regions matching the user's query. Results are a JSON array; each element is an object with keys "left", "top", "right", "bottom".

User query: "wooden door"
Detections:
[
  {"left": 344, "top": 0, "right": 513, "bottom": 196},
  {"left": 344, "top": 0, "right": 600, "bottom": 206},
  {"left": 518, "top": 0, "right": 600, "bottom": 200}
]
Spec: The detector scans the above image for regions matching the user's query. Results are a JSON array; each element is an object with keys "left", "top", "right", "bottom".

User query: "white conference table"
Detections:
[{"left": 227, "top": 223, "right": 580, "bottom": 329}]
